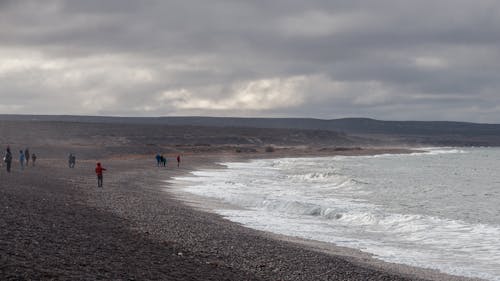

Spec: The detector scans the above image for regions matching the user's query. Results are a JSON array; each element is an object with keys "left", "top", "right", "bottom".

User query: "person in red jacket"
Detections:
[{"left": 95, "top": 162, "right": 107, "bottom": 187}]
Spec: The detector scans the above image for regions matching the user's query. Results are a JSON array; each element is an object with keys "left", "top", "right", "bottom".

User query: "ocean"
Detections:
[{"left": 171, "top": 148, "right": 500, "bottom": 280}]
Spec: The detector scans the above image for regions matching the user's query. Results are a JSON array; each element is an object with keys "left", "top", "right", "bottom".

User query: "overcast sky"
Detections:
[{"left": 1, "top": 0, "right": 500, "bottom": 122}]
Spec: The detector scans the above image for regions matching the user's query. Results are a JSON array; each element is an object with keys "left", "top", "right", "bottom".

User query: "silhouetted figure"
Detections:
[
  {"left": 19, "top": 150, "right": 25, "bottom": 170},
  {"left": 95, "top": 162, "right": 107, "bottom": 187},
  {"left": 68, "top": 153, "right": 76, "bottom": 168},
  {"left": 4, "top": 147, "right": 12, "bottom": 173},
  {"left": 31, "top": 153, "right": 37, "bottom": 167},
  {"left": 177, "top": 155, "right": 181, "bottom": 168},
  {"left": 161, "top": 155, "right": 167, "bottom": 167},
  {"left": 155, "top": 153, "right": 161, "bottom": 167},
  {"left": 24, "top": 148, "right": 30, "bottom": 166}
]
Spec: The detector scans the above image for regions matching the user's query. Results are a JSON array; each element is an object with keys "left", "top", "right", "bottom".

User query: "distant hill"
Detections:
[
  {"left": 1, "top": 115, "right": 500, "bottom": 146},
  {"left": 0, "top": 118, "right": 364, "bottom": 159}
]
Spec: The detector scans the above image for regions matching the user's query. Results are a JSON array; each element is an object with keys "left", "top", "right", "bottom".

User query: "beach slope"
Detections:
[{"left": 0, "top": 152, "right": 477, "bottom": 281}]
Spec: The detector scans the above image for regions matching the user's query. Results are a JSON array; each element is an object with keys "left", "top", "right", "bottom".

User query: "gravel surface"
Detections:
[{"left": 0, "top": 154, "right": 474, "bottom": 280}]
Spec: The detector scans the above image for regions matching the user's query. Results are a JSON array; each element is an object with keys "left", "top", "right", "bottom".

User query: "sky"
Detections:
[{"left": 1, "top": 0, "right": 500, "bottom": 122}]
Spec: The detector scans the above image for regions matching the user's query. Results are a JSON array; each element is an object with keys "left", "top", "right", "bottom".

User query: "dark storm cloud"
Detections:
[{"left": 2, "top": 0, "right": 500, "bottom": 121}]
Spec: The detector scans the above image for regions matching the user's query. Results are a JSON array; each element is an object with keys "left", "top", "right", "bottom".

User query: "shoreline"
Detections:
[
  {"left": 164, "top": 149, "right": 482, "bottom": 281},
  {"left": 0, "top": 147, "right": 483, "bottom": 280}
]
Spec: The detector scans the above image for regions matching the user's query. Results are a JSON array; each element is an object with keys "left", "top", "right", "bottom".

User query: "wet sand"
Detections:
[{"left": 0, "top": 150, "right": 480, "bottom": 280}]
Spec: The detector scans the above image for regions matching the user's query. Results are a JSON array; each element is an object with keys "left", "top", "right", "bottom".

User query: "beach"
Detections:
[{"left": 0, "top": 148, "right": 481, "bottom": 280}]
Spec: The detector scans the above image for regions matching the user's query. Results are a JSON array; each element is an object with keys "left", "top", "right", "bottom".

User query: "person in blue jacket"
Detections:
[
  {"left": 19, "top": 150, "right": 25, "bottom": 170},
  {"left": 155, "top": 153, "right": 161, "bottom": 167}
]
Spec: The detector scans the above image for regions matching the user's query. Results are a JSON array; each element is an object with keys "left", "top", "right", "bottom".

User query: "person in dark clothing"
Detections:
[
  {"left": 177, "top": 155, "right": 181, "bottom": 168},
  {"left": 160, "top": 155, "right": 167, "bottom": 167},
  {"left": 155, "top": 153, "right": 161, "bottom": 167},
  {"left": 24, "top": 148, "right": 30, "bottom": 166},
  {"left": 68, "top": 153, "right": 76, "bottom": 168},
  {"left": 31, "top": 153, "right": 37, "bottom": 167},
  {"left": 95, "top": 162, "right": 107, "bottom": 187},
  {"left": 4, "top": 147, "right": 12, "bottom": 173}
]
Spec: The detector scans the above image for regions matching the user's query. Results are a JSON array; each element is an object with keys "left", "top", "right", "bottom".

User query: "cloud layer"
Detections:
[{"left": 2, "top": 0, "right": 500, "bottom": 122}]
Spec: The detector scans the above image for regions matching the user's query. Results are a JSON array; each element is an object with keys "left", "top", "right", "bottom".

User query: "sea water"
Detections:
[{"left": 171, "top": 148, "right": 500, "bottom": 280}]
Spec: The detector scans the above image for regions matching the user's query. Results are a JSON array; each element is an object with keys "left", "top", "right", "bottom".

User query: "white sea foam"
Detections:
[
  {"left": 170, "top": 147, "right": 500, "bottom": 280},
  {"left": 419, "top": 147, "right": 469, "bottom": 154}
]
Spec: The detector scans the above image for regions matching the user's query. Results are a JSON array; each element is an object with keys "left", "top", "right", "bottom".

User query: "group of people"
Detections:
[
  {"left": 155, "top": 153, "right": 181, "bottom": 168},
  {"left": 3, "top": 147, "right": 37, "bottom": 173},
  {"left": 67, "top": 152, "right": 181, "bottom": 189},
  {"left": 66, "top": 152, "right": 107, "bottom": 188},
  {"left": 155, "top": 154, "right": 167, "bottom": 167},
  {"left": 4, "top": 147, "right": 181, "bottom": 188}
]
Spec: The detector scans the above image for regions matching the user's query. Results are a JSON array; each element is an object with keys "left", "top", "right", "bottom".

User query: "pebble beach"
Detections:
[{"left": 0, "top": 150, "right": 480, "bottom": 280}]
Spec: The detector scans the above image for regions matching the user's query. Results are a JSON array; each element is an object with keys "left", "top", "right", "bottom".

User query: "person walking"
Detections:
[
  {"left": 19, "top": 150, "right": 25, "bottom": 170},
  {"left": 95, "top": 162, "right": 107, "bottom": 187},
  {"left": 68, "top": 153, "right": 76, "bottom": 168},
  {"left": 31, "top": 153, "right": 37, "bottom": 167},
  {"left": 155, "top": 153, "right": 161, "bottom": 167},
  {"left": 176, "top": 155, "right": 181, "bottom": 168},
  {"left": 160, "top": 155, "right": 167, "bottom": 167},
  {"left": 4, "top": 147, "right": 12, "bottom": 173},
  {"left": 24, "top": 148, "right": 30, "bottom": 167}
]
